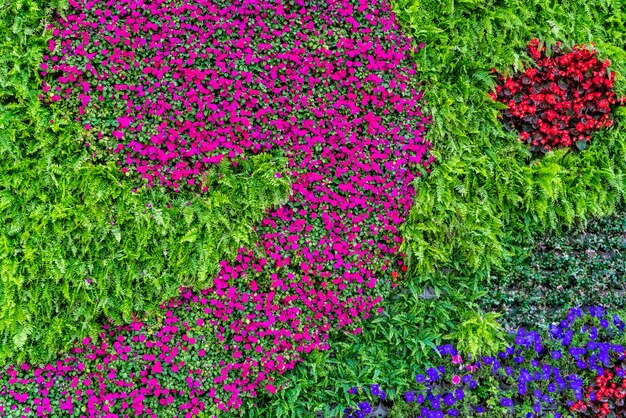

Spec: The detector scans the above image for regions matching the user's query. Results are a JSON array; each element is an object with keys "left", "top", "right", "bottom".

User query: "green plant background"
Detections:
[
  {"left": 481, "top": 211, "right": 626, "bottom": 332},
  {"left": 398, "top": 0, "right": 626, "bottom": 278}
]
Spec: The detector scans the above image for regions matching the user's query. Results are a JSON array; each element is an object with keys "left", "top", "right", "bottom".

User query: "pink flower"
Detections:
[{"left": 152, "top": 362, "right": 163, "bottom": 374}]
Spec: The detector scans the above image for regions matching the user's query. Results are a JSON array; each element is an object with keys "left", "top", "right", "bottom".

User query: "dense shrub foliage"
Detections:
[
  {"left": 344, "top": 307, "right": 626, "bottom": 417},
  {"left": 1, "top": 0, "right": 432, "bottom": 414},
  {"left": 481, "top": 211, "right": 626, "bottom": 332},
  {"left": 491, "top": 39, "right": 621, "bottom": 153},
  {"left": 0, "top": 0, "right": 290, "bottom": 364}
]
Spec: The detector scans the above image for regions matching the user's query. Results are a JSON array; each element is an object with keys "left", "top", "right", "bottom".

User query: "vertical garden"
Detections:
[{"left": 1, "top": 0, "right": 626, "bottom": 417}]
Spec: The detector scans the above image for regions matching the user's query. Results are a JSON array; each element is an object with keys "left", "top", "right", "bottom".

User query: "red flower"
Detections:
[{"left": 491, "top": 38, "right": 623, "bottom": 153}]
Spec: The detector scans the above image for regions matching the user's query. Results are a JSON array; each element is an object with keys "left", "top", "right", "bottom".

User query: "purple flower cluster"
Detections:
[
  {"left": 2, "top": 0, "right": 432, "bottom": 416},
  {"left": 344, "top": 384, "right": 387, "bottom": 418},
  {"left": 344, "top": 307, "right": 626, "bottom": 417}
]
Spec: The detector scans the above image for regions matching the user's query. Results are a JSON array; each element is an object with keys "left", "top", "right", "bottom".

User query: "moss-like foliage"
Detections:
[{"left": 0, "top": 0, "right": 290, "bottom": 363}]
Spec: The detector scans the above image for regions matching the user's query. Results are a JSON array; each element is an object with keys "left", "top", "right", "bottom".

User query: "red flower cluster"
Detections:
[
  {"left": 571, "top": 367, "right": 626, "bottom": 417},
  {"left": 490, "top": 38, "right": 621, "bottom": 153}
]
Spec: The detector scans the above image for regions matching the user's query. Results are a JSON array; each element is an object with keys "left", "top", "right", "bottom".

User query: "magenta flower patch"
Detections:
[
  {"left": 41, "top": 0, "right": 431, "bottom": 193},
  {"left": 4, "top": 0, "right": 432, "bottom": 415}
]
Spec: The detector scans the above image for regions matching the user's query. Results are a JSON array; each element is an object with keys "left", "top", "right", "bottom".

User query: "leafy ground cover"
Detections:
[{"left": 481, "top": 209, "right": 626, "bottom": 333}]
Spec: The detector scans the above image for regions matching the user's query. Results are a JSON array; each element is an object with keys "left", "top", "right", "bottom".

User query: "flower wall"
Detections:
[
  {"left": 3, "top": 0, "right": 625, "bottom": 416},
  {"left": 42, "top": 0, "right": 431, "bottom": 192},
  {"left": 1, "top": 0, "right": 431, "bottom": 415}
]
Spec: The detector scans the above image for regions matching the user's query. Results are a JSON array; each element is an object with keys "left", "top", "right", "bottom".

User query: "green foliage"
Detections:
[
  {"left": 445, "top": 310, "right": 504, "bottom": 358},
  {"left": 481, "top": 209, "right": 626, "bottom": 332},
  {"left": 2, "top": 0, "right": 626, "bottom": 416},
  {"left": 394, "top": 0, "right": 626, "bottom": 277},
  {"left": 0, "top": 0, "right": 290, "bottom": 363}
]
